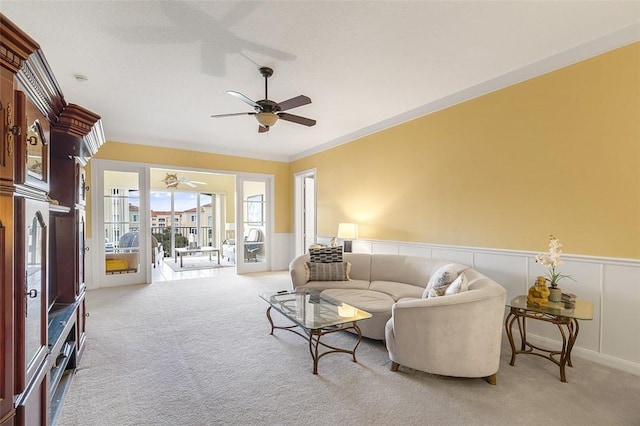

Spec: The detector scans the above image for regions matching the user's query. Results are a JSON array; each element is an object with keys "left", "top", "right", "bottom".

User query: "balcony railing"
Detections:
[{"left": 151, "top": 226, "right": 215, "bottom": 256}]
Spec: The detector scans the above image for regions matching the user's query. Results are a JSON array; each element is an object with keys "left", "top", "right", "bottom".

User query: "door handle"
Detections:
[{"left": 27, "top": 289, "right": 38, "bottom": 298}]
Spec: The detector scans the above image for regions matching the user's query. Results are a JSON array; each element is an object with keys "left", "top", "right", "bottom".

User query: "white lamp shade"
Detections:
[{"left": 337, "top": 223, "right": 358, "bottom": 239}]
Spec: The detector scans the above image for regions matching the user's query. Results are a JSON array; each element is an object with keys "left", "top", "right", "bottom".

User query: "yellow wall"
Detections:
[
  {"left": 87, "top": 143, "right": 291, "bottom": 236},
  {"left": 291, "top": 42, "right": 640, "bottom": 259}
]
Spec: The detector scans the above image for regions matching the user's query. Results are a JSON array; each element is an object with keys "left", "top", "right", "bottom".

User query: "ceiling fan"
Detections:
[
  {"left": 162, "top": 173, "right": 205, "bottom": 188},
  {"left": 210, "top": 66, "right": 316, "bottom": 133}
]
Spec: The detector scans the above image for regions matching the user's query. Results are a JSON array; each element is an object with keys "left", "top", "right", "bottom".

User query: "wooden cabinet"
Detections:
[
  {"left": 14, "top": 367, "right": 47, "bottom": 426},
  {"left": 0, "top": 13, "right": 104, "bottom": 425},
  {"left": 1, "top": 14, "right": 39, "bottom": 426},
  {"left": 50, "top": 105, "right": 101, "bottom": 364},
  {"left": 15, "top": 89, "right": 49, "bottom": 192},
  {"left": 14, "top": 198, "right": 49, "bottom": 398},
  {"left": 75, "top": 294, "right": 87, "bottom": 359},
  {"left": 1, "top": 67, "right": 16, "bottom": 182},
  {"left": 0, "top": 198, "right": 15, "bottom": 426}
]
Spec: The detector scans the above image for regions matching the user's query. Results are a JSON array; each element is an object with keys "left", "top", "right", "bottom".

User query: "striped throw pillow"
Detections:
[{"left": 306, "top": 261, "right": 349, "bottom": 281}]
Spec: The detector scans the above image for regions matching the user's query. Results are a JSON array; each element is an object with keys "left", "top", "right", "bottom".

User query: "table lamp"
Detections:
[
  {"left": 225, "top": 223, "right": 235, "bottom": 240},
  {"left": 337, "top": 223, "right": 358, "bottom": 253}
]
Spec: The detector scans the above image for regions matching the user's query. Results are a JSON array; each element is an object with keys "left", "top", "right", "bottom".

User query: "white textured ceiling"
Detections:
[{"left": 3, "top": 1, "right": 639, "bottom": 162}]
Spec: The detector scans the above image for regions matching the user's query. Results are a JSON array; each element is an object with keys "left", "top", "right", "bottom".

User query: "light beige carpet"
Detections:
[{"left": 59, "top": 270, "right": 640, "bottom": 426}]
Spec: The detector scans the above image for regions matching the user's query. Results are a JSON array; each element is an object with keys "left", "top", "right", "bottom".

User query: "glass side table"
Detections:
[{"left": 505, "top": 295, "right": 594, "bottom": 382}]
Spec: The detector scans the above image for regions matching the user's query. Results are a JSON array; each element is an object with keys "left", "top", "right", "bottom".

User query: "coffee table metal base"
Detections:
[{"left": 266, "top": 306, "right": 363, "bottom": 374}]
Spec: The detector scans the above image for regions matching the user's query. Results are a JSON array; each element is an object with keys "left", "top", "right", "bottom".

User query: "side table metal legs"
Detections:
[
  {"left": 505, "top": 307, "right": 580, "bottom": 382},
  {"left": 266, "top": 306, "right": 363, "bottom": 374}
]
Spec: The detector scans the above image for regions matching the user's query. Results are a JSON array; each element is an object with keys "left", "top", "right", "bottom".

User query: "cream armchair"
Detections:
[
  {"left": 385, "top": 269, "right": 506, "bottom": 384},
  {"left": 222, "top": 239, "right": 236, "bottom": 262}
]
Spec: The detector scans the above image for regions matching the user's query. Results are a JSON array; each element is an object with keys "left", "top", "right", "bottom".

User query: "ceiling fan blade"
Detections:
[
  {"left": 191, "top": 180, "right": 206, "bottom": 185},
  {"left": 185, "top": 181, "right": 197, "bottom": 187},
  {"left": 278, "top": 112, "right": 316, "bottom": 127},
  {"left": 278, "top": 95, "right": 311, "bottom": 112},
  {"left": 258, "top": 125, "right": 269, "bottom": 133},
  {"left": 210, "top": 112, "right": 253, "bottom": 118},
  {"left": 167, "top": 181, "right": 179, "bottom": 187},
  {"left": 227, "top": 91, "right": 261, "bottom": 110}
]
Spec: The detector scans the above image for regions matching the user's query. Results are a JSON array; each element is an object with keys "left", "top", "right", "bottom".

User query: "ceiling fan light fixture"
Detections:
[{"left": 255, "top": 112, "right": 278, "bottom": 127}]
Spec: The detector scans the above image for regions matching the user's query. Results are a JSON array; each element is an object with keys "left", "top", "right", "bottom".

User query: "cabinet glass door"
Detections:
[
  {"left": 18, "top": 94, "right": 50, "bottom": 191},
  {"left": 77, "top": 209, "right": 86, "bottom": 294},
  {"left": 18, "top": 198, "right": 48, "bottom": 389}
]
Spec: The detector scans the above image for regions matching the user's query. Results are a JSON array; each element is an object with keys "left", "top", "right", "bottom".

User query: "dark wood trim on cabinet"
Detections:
[
  {"left": 0, "top": 218, "right": 16, "bottom": 426},
  {"left": 52, "top": 104, "right": 103, "bottom": 160},
  {"left": 0, "top": 15, "right": 39, "bottom": 74},
  {"left": 15, "top": 50, "right": 64, "bottom": 124}
]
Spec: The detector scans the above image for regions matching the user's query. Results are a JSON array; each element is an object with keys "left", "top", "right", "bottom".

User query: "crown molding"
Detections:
[{"left": 290, "top": 23, "right": 640, "bottom": 162}]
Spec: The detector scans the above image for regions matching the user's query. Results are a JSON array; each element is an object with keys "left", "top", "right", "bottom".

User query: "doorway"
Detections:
[
  {"left": 95, "top": 162, "right": 149, "bottom": 287},
  {"left": 92, "top": 160, "right": 246, "bottom": 287},
  {"left": 234, "top": 174, "right": 271, "bottom": 274},
  {"left": 149, "top": 167, "right": 234, "bottom": 282},
  {"left": 294, "top": 169, "right": 316, "bottom": 257}
]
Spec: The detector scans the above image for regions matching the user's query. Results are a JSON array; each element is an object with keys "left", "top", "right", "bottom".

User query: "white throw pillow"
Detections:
[
  {"left": 444, "top": 272, "right": 469, "bottom": 295},
  {"left": 422, "top": 263, "right": 459, "bottom": 298}
]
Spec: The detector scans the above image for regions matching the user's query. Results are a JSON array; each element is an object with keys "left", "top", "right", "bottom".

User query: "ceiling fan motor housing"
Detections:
[{"left": 256, "top": 99, "right": 280, "bottom": 113}]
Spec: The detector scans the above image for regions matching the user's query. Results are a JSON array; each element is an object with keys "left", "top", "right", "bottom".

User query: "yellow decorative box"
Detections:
[{"left": 106, "top": 259, "right": 129, "bottom": 272}]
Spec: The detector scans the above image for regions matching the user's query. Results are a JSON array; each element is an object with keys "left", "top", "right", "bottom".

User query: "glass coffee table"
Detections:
[
  {"left": 505, "top": 295, "right": 594, "bottom": 382},
  {"left": 260, "top": 290, "right": 372, "bottom": 374}
]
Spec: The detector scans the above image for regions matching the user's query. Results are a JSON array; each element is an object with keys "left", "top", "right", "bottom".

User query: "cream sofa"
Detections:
[{"left": 289, "top": 253, "right": 506, "bottom": 383}]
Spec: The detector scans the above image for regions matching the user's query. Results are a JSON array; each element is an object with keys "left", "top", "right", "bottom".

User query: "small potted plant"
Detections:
[{"left": 535, "top": 235, "right": 575, "bottom": 302}]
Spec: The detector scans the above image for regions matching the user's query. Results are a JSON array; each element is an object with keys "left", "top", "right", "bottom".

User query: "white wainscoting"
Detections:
[
  {"left": 296, "top": 237, "right": 640, "bottom": 376},
  {"left": 271, "top": 232, "right": 296, "bottom": 271}
]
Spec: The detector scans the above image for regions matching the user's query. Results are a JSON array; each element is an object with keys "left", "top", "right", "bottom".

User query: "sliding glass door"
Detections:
[{"left": 150, "top": 191, "right": 221, "bottom": 259}]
